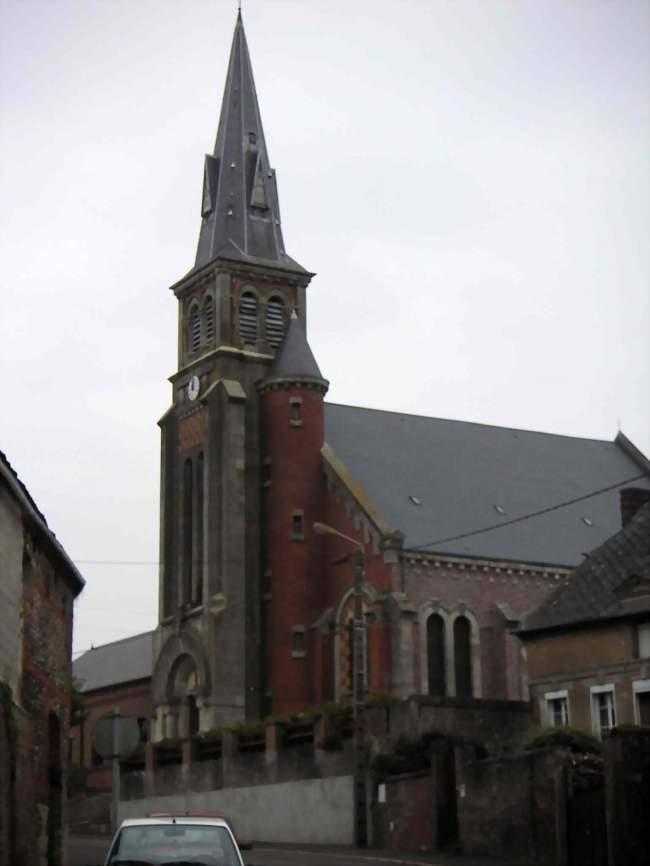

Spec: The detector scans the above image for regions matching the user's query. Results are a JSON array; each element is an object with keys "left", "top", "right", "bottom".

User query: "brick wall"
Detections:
[
  {"left": 406, "top": 557, "right": 565, "bottom": 701},
  {"left": 262, "top": 382, "right": 327, "bottom": 714}
]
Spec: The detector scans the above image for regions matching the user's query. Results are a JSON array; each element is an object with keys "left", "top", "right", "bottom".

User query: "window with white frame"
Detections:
[
  {"left": 544, "top": 690, "right": 569, "bottom": 727},
  {"left": 590, "top": 685, "right": 617, "bottom": 738},
  {"left": 633, "top": 679, "right": 650, "bottom": 726}
]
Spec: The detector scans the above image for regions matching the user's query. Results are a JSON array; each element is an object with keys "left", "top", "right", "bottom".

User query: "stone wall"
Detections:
[
  {"left": 366, "top": 694, "right": 532, "bottom": 756},
  {"left": 120, "top": 775, "right": 354, "bottom": 845}
]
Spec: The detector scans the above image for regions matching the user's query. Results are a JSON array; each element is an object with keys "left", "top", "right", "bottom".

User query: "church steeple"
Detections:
[{"left": 195, "top": 13, "right": 306, "bottom": 273}]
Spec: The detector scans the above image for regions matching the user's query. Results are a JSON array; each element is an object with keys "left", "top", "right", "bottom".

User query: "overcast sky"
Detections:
[{"left": 1, "top": 0, "right": 648, "bottom": 658}]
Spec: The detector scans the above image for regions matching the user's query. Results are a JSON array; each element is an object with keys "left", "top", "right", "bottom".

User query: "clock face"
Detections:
[{"left": 187, "top": 375, "right": 200, "bottom": 402}]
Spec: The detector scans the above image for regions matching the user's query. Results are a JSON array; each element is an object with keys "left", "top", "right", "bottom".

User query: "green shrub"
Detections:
[
  {"left": 371, "top": 728, "right": 487, "bottom": 781},
  {"left": 524, "top": 726, "right": 601, "bottom": 756}
]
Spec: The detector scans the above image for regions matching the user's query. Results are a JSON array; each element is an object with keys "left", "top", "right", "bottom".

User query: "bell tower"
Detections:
[{"left": 151, "top": 11, "right": 313, "bottom": 739}]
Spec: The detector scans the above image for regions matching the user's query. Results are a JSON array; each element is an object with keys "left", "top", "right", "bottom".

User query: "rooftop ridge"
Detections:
[{"left": 324, "top": 401, "right": 636, "bottom": 447}]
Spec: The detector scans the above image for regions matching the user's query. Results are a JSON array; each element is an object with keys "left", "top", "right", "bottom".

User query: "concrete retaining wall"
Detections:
[{"left": 119, "top": 774, "right": 354, "bottom": 845}]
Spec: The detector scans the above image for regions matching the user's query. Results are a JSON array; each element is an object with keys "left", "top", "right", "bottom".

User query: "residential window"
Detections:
[
  {"left": 637, "top": 622, "right": 650, "bottom": 658},
  {"left": 544, "top": 690, "right": 569, "bottom": 727},
  {"left": 591, "top": 685, "right": 617, "bottom": 738},
  {"left": 633, "top": 680, "right": 650, "bottom": 726}
]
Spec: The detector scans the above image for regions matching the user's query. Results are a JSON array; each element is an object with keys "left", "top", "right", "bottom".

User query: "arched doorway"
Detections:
[{"left": 167, "top": 654, "right": 201, "bottom": 737}]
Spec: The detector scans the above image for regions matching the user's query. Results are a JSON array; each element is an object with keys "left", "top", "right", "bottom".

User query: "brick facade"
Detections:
[{"left": 0, "top": 452, "right": 83, "bottom": 866}]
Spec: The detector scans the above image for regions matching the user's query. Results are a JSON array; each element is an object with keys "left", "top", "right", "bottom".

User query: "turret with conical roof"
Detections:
[
  {"left": 259, "top": 311, "right": 328, "bottom": 715},
  {"left": 261, "top": 311, "right": 329, "bottom": 393}
]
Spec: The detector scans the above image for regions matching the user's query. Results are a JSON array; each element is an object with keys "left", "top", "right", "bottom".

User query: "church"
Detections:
[{"left": 118, "top": 12, "right": 648, "bottom": 742}]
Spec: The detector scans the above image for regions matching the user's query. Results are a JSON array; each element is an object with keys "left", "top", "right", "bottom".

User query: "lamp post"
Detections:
[{"left": 313, "top": 522, "right": 368, "bottom": 848}]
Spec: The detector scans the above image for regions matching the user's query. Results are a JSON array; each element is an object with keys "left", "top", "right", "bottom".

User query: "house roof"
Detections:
[
  {"left": 73, "top": 631, "right": 153, "bottom": 692},
  {"left": 0, "top": 449, "right": 84, "bottom": 595},
  {"left": 323, "top": 403, "right": 650, "bottom": 567},
  {"left": 521, "top": 501, "right": 650, "bottom": 634}
]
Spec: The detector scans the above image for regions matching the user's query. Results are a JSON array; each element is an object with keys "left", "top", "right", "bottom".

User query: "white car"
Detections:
[{"left": 103, "top": 813, "right": 247, "bottom": 866}]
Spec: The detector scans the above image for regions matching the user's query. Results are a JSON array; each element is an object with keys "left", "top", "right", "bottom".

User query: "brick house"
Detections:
[
  {"left": 519, "top": 488, "right": 650, "bottom": 736},
  {"left": 71, "top": 631, "right": 152, "bottom": 787},
  {"left": 0, "top": 450, "right": 84, "bottom": 866}
]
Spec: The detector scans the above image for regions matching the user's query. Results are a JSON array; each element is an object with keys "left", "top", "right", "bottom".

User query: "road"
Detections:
[{"left": 65, "top": 836, "right": 498, "bottom": 866}]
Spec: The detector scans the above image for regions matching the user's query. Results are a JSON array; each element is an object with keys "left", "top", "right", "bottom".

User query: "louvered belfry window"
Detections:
[
  {"left": 188, "top": 304, "right": 201, "bottom": 354},
  {"left": 203, "top": 295, "right": 214, "bottom": 345},
  {"left": 239, "top": 290, "right": 258, "bottom": 345},
  {"left": 266, "top": 296, "right": 285, "bottom": 348}
]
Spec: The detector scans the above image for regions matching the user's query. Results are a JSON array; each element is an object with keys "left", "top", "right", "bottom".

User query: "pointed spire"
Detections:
[
  {"left": 262, "top": 311, "right": 329, "bottom": 391},
  {"left": 195, "top": 13, "right": 306, "bottom": 274}
]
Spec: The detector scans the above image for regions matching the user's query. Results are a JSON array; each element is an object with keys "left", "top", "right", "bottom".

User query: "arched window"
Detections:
[
  {"left": 239, "top": 290, "right": 258, "bottom": 345},
  {"left": 202, "top": 295, "right": 214, "bottom": 345},
  {"left": 194, "top": 453, "right": 204, "bottom": 605},
  {"left": 182, "top": 458, "right": 193, "bottom": 604},
  {"left": 266, "top": 296, "right": 285, "bottom": 348},
  {"left": 427, "top": 614, "right": 446, "bottom": 696},
  {"left": 454, "top": 616, "right": 473, "bottom": 698},
  {"left": 187, "top": 696, "right": 200, "bottom": 736},
  {"left": 336, "top": 592, "right": 370, "bottom": 699},
  {"left": 188, "top": 304, "right": 201, "bottom": 354}
]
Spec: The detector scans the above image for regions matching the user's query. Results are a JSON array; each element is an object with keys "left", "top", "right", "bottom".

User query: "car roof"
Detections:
[{"left": 119, "top": 817, "right": 230, "bottom": 828}]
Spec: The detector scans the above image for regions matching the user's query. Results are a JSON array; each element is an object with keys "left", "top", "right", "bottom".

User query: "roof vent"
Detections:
[
  {"left": 494, "top": 505, "right": 506, "bottom": 515},
  {"left": 409, "top": 496, "right": 422, "bottom": 506},
  {"left": 582, "top": 517, "right": 594, "bottom": 527}
]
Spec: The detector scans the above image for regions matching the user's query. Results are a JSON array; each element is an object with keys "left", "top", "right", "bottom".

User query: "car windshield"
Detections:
[{"left": 107, "top": 824, "right": 242, "bottom": 866}]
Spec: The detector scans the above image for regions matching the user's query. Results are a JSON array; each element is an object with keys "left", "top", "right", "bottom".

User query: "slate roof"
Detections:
[
  {"left": 265, "top": 312, "right": 328, "bottom": 386},
  {"left": 193, "top": 12, "right": 306, "bottom": 275},
  {"left": 522, "top": 502, "right": 650, "bottom": 633},
  {"left": 73, "top": 631, "right": 153, "bottom": 692},
  {"left": 323, "top": 403, "right": 650, "bottom": 567}
]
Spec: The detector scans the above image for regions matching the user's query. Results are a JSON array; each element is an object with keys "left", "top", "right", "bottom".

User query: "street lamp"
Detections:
[{"left": 313, "top": 522, "right": 368, "bottom": 848}]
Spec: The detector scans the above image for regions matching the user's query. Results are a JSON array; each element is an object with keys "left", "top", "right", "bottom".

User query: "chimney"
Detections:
[{"left": 620, "top": 487, "right": 650, "bottom": 527}]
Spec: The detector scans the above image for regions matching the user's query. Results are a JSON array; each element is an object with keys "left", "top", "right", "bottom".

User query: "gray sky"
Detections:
[{"left": 1, "top": 0, "right": 648, "bottom": 658}]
